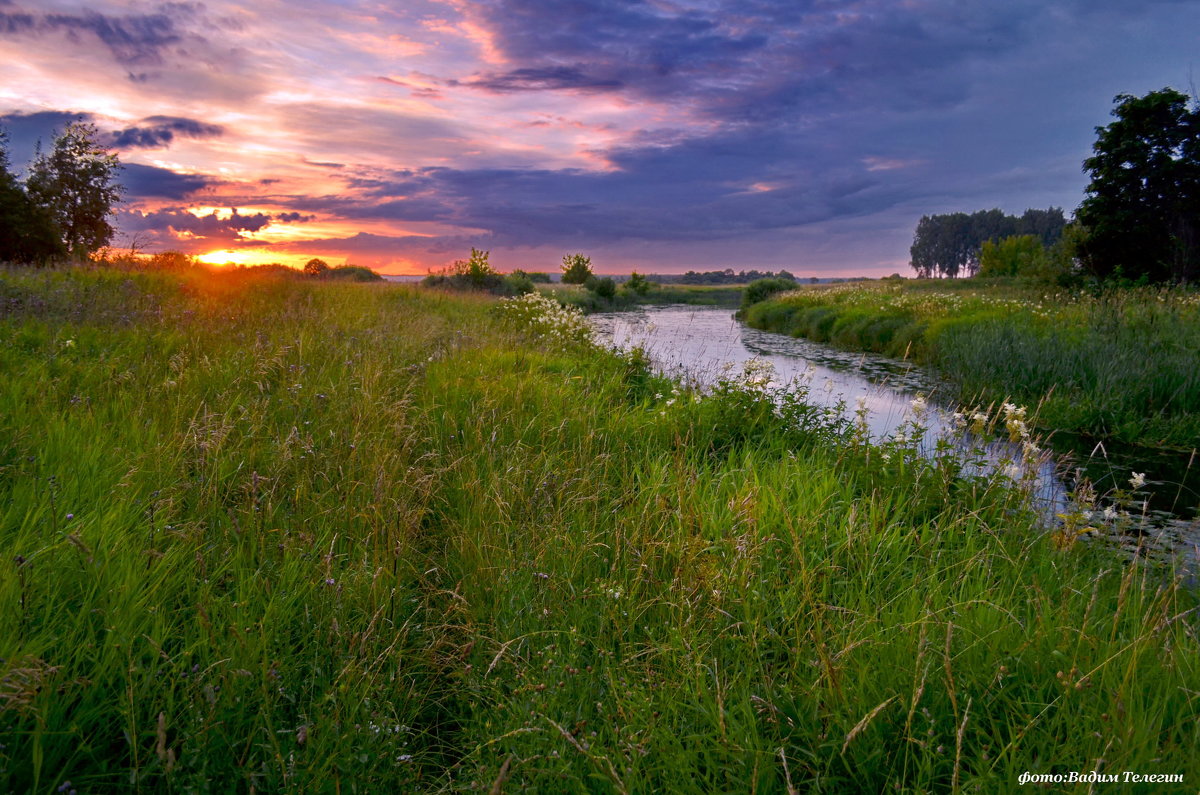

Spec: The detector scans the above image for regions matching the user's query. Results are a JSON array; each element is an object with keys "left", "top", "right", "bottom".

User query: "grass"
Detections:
[
  {"left": 1, "top": 265, "right": 1198, "bottom": 792},
  {"left": 541, "top": 282, "right": 743, "bottom": 312},
  {"left": 740, "top": 279, "right": 1200, "bottom": 450}
]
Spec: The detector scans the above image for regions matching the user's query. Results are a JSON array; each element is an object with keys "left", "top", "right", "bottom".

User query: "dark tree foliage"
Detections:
[
  {"left": 909, "top": 207, "right": 1066, "bottom": 278},
  {"left": 0, "top": 132, "right": 66, "bottom": 264},
  {"left": 1076, "top": 88, "right": 1200, "bottom": 283}
]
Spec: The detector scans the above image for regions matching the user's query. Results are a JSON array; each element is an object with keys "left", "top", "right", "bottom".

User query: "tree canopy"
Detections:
[
  {"left": 25, "top": 122, "right": 123, "bottom": 260},
  {"left": 1075, "top": 88, "right": 1200, "bottom": 283}
]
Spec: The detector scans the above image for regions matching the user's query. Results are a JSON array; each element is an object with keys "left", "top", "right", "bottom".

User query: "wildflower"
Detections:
[
  {"left": 1129, "top": 472, "right": 1146, "bottom": 490},
  {"left": 855, "top": 395, "right": 868, "bottom": 411},
  {"left": 909, "top": 394, "right": 927, "bottom": 415},
  {"left": 1003, "top": 464, "right": 1022, "bottom": 480},
  {"left": 1102, "top": 506, "right": 1117, "bottom": 521}
]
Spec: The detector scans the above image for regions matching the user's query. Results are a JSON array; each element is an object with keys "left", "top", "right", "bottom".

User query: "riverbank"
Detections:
[
  {"left": 741, "top": 279, "right": 1200, "bottom": 450},
  {"left": 543, "top": 281, "right": 743, "bottom": 311},
  {"left": 2, "top": 266, "right": 1197, "bottom": 792}
]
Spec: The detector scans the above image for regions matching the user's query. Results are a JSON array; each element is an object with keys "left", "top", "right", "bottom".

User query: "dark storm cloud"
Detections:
[
  {"left": 120, "top": 162, "right": 216, "bottom": 199},
  {"left": 0, "top": 3, "right": 201, "bottom": 66},
  {"left": 108, "top": 115, "right": 224, "bottom": 149}
]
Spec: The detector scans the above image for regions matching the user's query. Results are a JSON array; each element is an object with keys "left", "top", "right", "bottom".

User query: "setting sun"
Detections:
[{"left": 197, "top": 249, "right": 302, "bottom": 268}]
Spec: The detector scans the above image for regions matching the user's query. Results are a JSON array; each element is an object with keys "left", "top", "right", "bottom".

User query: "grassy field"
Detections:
[
  {"left": 1, "top": 265, "right": 1197, "bottom": 792},
  {"left": 741, "top": 279, "right": 1200, "bottom": 450}
]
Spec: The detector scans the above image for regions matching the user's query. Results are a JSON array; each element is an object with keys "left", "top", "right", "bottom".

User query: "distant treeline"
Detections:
[
  {"left": 910, "top": 208, "right": 1066, "bottom": 279},
  {"left": 649, "top": 268, "right": 798, "bottom": 285}
]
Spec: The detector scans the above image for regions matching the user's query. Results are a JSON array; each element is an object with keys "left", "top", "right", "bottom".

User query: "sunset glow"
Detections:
[{"left": 2, "top": 1, "right": 1197, "bottom": 275}]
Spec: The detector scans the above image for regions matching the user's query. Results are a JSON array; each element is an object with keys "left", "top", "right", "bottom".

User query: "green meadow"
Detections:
[
  {"left": 2, "top": 265, "right": 1198, "bottom": 792},
  {"left": 741, "top": 279, "right": 1200, "bottom": 450}
]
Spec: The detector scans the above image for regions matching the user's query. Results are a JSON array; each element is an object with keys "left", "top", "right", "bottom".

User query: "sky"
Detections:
[{"left": 1, "top": 1, "right": 1197, "bottom": 276}]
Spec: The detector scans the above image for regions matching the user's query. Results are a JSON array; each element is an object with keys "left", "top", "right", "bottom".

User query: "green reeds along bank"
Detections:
[
  {"left": 740, "top": 280, "right": 1200, "bottom": 450},
  {"left": 1, "top": 267, "right": 1197, "bottom": 792}
]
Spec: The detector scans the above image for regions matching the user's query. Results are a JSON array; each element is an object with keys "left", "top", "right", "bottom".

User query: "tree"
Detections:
[
  {"left": 561, "top": 253, "right": 593, "bottom": 284},
  {"left": 26, "top": 122, "right": 123, "bottom": 260},
  {"left": 304, "top": 257, "right": 330, "bottom": 277},
  {"left": 1076, "top": 88, "right": 1200, "bottom": 282},
  {"left": 0, "top": 131, "right": 65, "bottom": 265}
]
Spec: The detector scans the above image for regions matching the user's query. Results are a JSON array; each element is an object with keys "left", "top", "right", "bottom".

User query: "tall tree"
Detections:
[
  {"left": 26, "top": 122, "right": 123, "bottom": 260},
  {"left": 1076, "top": 89, "right": 1200, "bottom": 282},
  {"left": 0, "top": 130, "right": 65, "bottom": 264}
]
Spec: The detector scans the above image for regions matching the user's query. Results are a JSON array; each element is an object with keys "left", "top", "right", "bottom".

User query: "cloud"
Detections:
[
  {"left": 120, "top": 162, "right": 216, "bottom": 199},
  {"left": 108, "top": 115, "right": 224, "bottom": 149},
  {"left": 0, "top": 4, "right": 201, "bottom": 66},
  {"left": 459, "top": 65, "right": 623, "bottom": 93}
]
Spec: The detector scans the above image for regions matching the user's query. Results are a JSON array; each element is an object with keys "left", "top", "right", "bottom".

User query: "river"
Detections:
[{"left": 590, "top": 304, "right": 1199, "bottom": 571}]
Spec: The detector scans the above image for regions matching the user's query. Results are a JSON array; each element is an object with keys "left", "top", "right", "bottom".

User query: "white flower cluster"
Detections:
[
  {"left": 1002, "top": 402, "right": 1031, "bottom": 441},
  {"left": 495, "top": 292, "right": 594, "bottom": 346}
]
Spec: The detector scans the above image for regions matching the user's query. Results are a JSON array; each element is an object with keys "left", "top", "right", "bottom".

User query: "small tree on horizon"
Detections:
[
  {"left": 561, "top": 253, "right": 593, "bottom": 284},
  {"left": 304, "top": 257, "right": 330, "bottom": 277}
]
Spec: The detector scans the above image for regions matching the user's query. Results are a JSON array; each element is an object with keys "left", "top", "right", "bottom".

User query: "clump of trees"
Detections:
[
  {"left": 909, "top": 208, "right": 1066, "bottom": 278},
  {"left": 1, "top": 122, "right": 122, "bottom": 264},
  {"left": 912, "top": 87, "right": 1200, "bottom": 285}
]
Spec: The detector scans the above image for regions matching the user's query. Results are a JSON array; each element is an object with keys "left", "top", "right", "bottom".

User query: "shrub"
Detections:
[
  {"left": 741, "top": 277, "right": 794, "bottom": 308},
  {"left": 585, "top": 275, "right": 617, "bottom": 300}
]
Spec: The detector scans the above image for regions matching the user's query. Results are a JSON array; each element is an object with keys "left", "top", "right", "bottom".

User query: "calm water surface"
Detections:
[{"left": 591, "top": 305, "right": 1200, "bottom": 570}]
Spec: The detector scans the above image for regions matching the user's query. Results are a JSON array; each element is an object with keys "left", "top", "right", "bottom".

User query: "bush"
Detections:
[
  {"left": 585, "top": 275, "right": 617, "bottom": 300},
  {"left": 624, "top": 271, "right": 651, "bottom": 296},
  {"left": 741, "top": 277, "right": 794, "bottom": 308},
  {"left": 324, "top": 265, "right": 383, "bottom": 282}
]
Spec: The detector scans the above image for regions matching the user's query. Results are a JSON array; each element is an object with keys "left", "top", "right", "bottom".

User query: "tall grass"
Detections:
[
  {"left": 1, "top": 266, "right": 1197, "bottom": 792},
  {"left": 741, "top": 280, "right": 1200, "bottom": 449}
]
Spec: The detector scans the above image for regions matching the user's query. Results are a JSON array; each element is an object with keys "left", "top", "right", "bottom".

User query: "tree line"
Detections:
[
  {"left": 1, "top": 122, "right": 122, "bottom": 264},
  {"left": 910, "top": 208, "right": 1066, "bottom": 279},
  {"left": 911, "top": 88, "right": 1200, "bottom": 283}
]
